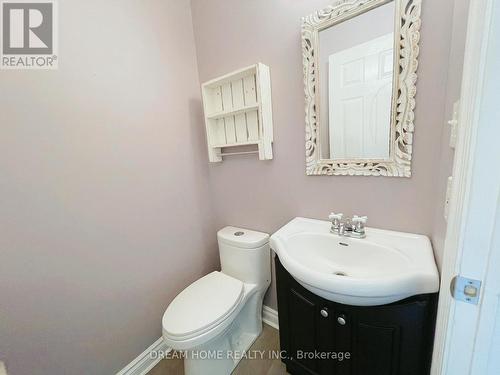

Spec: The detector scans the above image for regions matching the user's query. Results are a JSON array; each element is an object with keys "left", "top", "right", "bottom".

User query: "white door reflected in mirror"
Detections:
[
  {"left": 329, "top": 33, "right": 393, "bottom": 159},
  {"left": 318, "top": 1, "right": 395, "bottom": 161}
]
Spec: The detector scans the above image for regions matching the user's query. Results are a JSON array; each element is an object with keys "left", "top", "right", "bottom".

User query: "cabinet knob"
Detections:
[
  {"left": 337, "top": 315, "right": 347, "bottom": 325},
  {"left": 320, "top": 308, "right": 329, "bottom": 318}
]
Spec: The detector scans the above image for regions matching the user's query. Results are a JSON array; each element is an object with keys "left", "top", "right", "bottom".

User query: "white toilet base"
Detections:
[{"left": 183, "top": 291, "right": 265, "bottom": 375}]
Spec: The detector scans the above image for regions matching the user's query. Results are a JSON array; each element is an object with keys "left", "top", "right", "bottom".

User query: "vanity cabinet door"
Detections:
[
  {"left": 286, "top": 287, "right": 320, "bottom": 373},
  {"left": 352, "top": 300, "right": 434, "bottom": 375},
  {"left": 276, "top": 257, "right": 333, "bottom": 375},
  {"left": 333, "top": 310, "right": 352, "bottom": 375}
]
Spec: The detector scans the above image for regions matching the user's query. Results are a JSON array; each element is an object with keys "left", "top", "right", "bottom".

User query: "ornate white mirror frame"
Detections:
[{"left": 302, "top": 0, "right": 422, "bottom": 177}]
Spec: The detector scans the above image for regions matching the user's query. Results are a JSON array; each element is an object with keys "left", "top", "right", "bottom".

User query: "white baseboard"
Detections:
[
  {"left": 262, "top": 305, "right": 279, "bottom": 330},
  {"left": 116, "top": 305, "right": 279, "bottom": 375},
  {"left": 115, "top": 336, "right": 170, "bottom": 375}
]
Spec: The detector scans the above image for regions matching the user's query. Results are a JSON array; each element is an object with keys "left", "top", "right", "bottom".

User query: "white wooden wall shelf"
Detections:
[{"left": 201, "top": 63, "right": 274, "bottom": 162}]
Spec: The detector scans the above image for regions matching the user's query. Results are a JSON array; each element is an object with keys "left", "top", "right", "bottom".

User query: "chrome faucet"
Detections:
[{"left": 328, "top": 213, "right": 367, "bottom": 239}]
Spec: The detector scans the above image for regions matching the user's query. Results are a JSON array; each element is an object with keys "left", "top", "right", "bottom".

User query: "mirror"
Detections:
[
  {"left": 319, "top": 2, "right": 395, "bottom": 160},
  {"left": 302, "top": 0, "right": 422, "bottom": 177}
]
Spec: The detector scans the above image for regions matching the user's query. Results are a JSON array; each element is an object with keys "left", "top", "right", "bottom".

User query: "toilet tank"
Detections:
[{"left": 217, "top": 226, "right": 271, "bottom": 288}]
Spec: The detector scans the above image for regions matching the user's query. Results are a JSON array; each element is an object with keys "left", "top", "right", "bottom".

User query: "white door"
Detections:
[
  {"left": 328, "top": 33, "right": 393, "bottom": 159},
  {"left": 433, "top": 0, "right": 500, "bottom": 374}
]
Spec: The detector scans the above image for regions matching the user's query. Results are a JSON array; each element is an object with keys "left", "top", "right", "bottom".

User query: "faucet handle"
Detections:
[
  {"left": 352, "top": 215, "right": 367, "bottom": 224},
  {"left": 329, "top": 213, "right": 344, "bottom": 221},
  {"left": 352, "top": 216, "right": 367, "bottom": 238}
]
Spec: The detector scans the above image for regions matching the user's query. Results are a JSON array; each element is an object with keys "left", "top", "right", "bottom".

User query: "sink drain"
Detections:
[{"left": 333, "top": 271, "right": 348, "bottom": 276}]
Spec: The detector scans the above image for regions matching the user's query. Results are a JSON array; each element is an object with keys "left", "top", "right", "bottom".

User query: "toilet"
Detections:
[{"left": 162, "top": 226, "right": 271, "bottom": 375}]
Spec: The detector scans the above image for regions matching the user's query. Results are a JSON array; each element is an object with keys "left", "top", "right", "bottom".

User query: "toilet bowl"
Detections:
[{"left": 162, "top": 226, "right": 271, "bottom": 375}]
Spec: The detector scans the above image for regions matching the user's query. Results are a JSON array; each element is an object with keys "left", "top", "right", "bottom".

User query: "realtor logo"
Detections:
[{"left": 1, "top": 0, "right": 58, "bottom": 69}]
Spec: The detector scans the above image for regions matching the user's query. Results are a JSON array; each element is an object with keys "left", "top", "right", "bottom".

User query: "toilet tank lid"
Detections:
[{"left": 218, "top": 226, "right": 269, "bottom": 249}]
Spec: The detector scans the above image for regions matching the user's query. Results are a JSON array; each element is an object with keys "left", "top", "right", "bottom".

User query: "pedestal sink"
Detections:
[{"left": 270, "top": 217, "right": 439, "bottom": 306}]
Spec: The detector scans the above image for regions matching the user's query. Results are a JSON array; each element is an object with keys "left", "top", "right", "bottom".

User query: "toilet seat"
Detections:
[{"left": 162, "top": 271, "right": 244, "bottom": 341}]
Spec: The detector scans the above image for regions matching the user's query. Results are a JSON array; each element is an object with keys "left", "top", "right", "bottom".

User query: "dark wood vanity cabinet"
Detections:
[{"left": 275, "top": 257, "right": 438, "bottom": 375}]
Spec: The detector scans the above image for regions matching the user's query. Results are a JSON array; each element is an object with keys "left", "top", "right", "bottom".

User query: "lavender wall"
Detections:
[
  {"left": 190, "top": 0, "right": 461, "bottom": 308},
  {"left": 431, "top": 0, "right": 470, "bottom": 269},
  {"left": 0, "top": 1, "right": 218, "bottom": 374}
]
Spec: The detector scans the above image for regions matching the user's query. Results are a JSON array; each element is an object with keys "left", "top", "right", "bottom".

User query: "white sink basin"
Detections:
[{"left": 270, "top": 217, "right": 439, "bottom": 306}]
